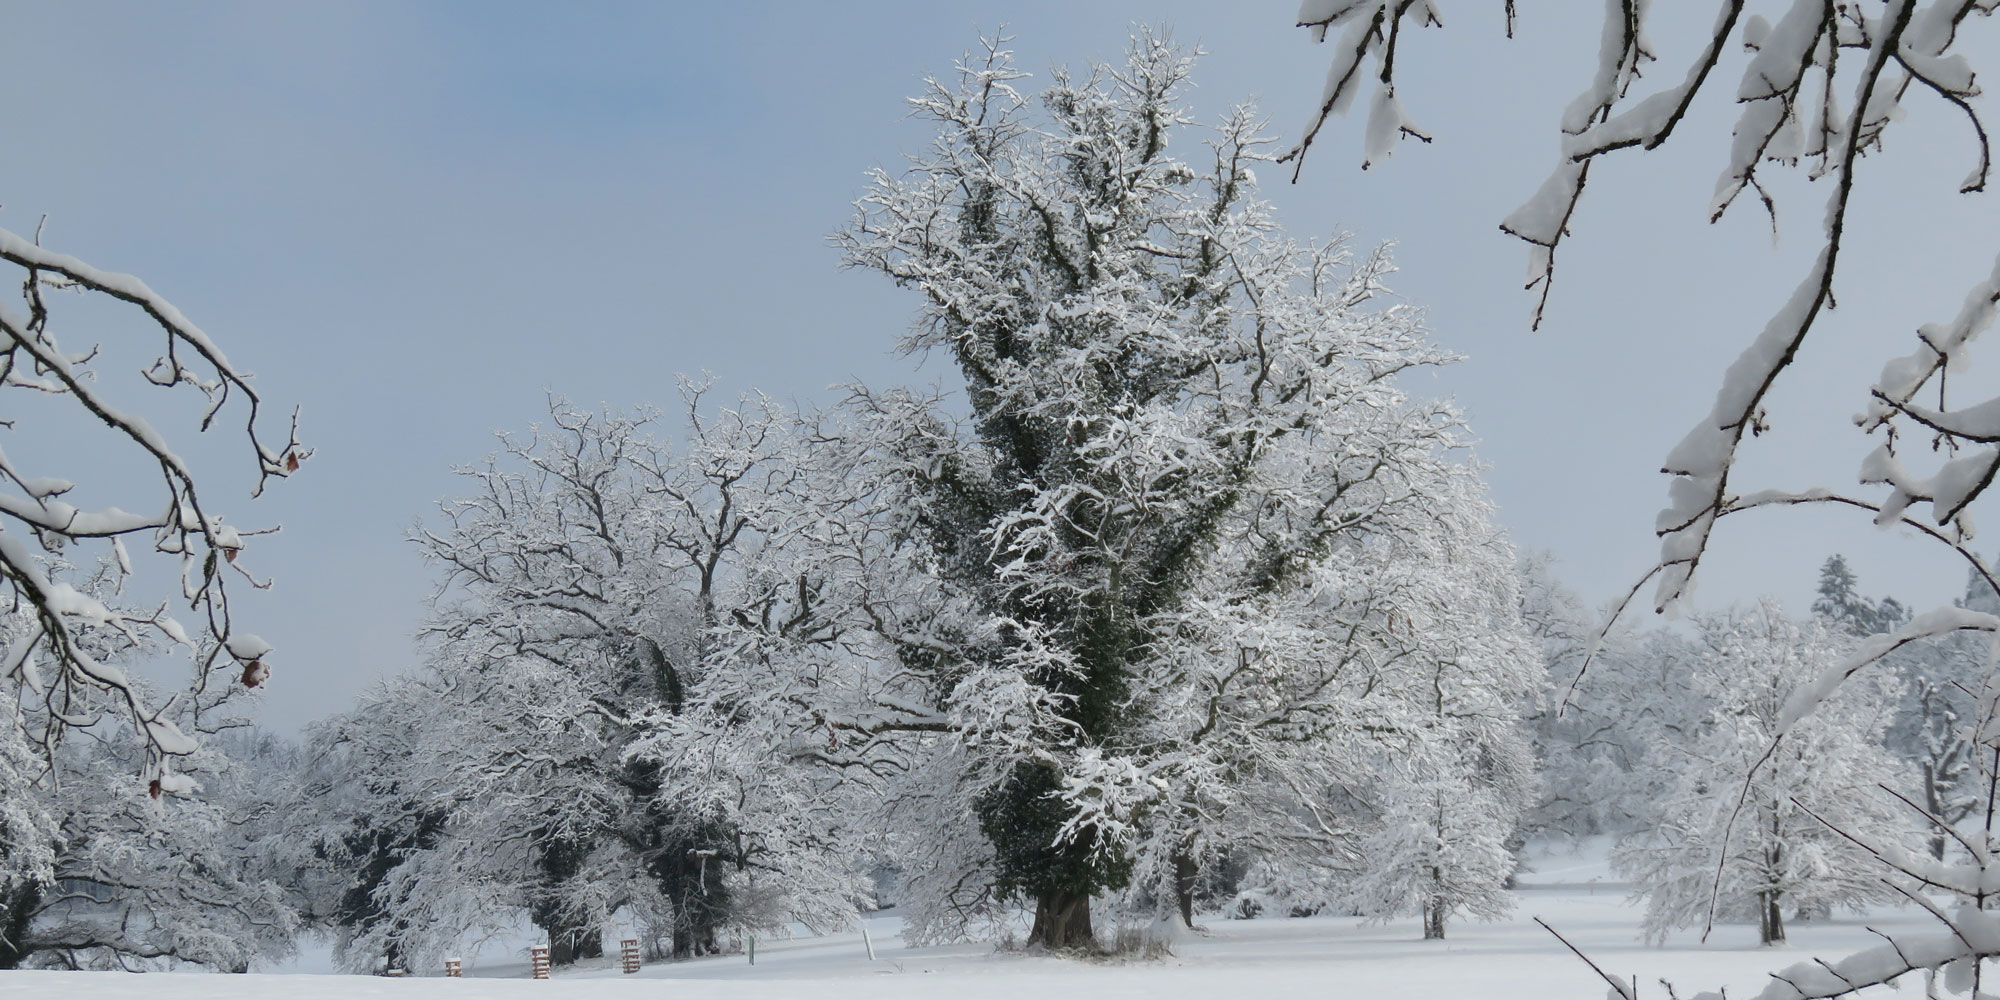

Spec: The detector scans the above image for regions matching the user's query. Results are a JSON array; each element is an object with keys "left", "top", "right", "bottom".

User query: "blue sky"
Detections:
[{"left": 6, "top": 3, "right": 1995, "bottom": 731}]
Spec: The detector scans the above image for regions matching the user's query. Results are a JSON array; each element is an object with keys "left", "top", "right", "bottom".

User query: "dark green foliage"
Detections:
[
  {"left": 842, "top": 33, "right": 1467, "bottom": 948},
  {"left": 0, "top": 880, "right": 38, "bottom": 970},
  {"left": 620, "top": 749, "right": 731, "bottom": 960},
  {"left": 330, "top": 805, "right": 445, "bottom": 972},
  {"left": 1812, "top": 554, "right": 1909, "bottom": 636},
  {"left": 976, "top": 760, "right": 1132, "bottom": 904},
  {"left": 529, "top": 833, "right": 602, "bottom": 965},
  {"left": 641, "top": 819, "right": 731, "bottom": 959},
  {"left": 632, "top": 637, "right": 684, "bottom": 717}
]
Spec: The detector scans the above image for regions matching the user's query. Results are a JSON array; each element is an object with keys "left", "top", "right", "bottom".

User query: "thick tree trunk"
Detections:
[
  {"left": 657, "top": 840, "right": 726, "bottom": 960},
  {"left": 1172, "top": 848, "right": 1199, "bottom": 928},
  {"left": 0, "top": 882, "right": 38, "bottom": 970},
  {"left": 1026, "top": 890, "right": 1097, "bottom": 952},
  {"left": 545, "top": 922, "right": 603, "bottom": 966},
  {"left": 1758, "top": 891, "right": 1785, "bottom": 945},
  {"left": 380, "top": 937, "right": 408, "bottom": 976},
  {"left": 670, "top": 918, "right": 719, "bottom": 960}
]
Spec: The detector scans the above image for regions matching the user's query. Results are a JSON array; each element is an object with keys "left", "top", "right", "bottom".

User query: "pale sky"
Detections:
[{"left": 5, "top": 3, "right": 1996, "bottom": 732}]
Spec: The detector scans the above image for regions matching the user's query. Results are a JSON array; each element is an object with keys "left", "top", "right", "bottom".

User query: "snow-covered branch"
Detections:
[{"left": 0, "top": 223, "right": 303, "bottom": 769}]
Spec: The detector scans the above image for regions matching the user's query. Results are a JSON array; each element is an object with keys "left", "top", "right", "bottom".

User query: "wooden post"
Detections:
[
  {"left": 747, "top": 935, "right": 755, "bottom": 966},
  {"left": 444, "top": 958, "right": 462, "bottom": 978},
  {"left": 861, "top": 922, "right": 876, "bottom": 961},
  {"left": 620, "top": 938, "right": 641, "bottom": 974},
  {"left": 530, "top": 945, "right": 551, "bottom": 980}
]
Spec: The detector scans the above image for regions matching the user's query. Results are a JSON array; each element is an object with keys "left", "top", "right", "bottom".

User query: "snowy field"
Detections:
[{"left": 1, "top": 843, "right": 1950, "bottom": 1000}]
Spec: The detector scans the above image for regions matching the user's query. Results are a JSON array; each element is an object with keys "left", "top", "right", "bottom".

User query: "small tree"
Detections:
[
  {"left": 1333, "top": 529, "right": 1538, "bottom": 941},
  {"left": 1615, "top": 602, "right": 1909, "bottom": 946},
  {"left": 1519, "top": 557, "right": 1708, "bottom": 841},
  {"left": 1347, "top": 762, "right": 1521, "bottom": 940}
]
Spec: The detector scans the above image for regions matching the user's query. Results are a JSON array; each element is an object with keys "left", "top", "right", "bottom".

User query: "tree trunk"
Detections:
[
  {"left": 1762, "top": 812, "right": 1787, "bottom": 945},
  {"left": 670, "top": 918, "right": 719, "bottom": 960},
  {"left": 1026, "top": 890, "right": 1097, "bottom": 952},
  {"left": 0, "top": 882, "right": 37, "bottom": 970},
  {"left": 381, "top": 937, "right": 408, "bottom": 976},
  {"left": 658, "top": 840, "right": 726, "bottom": 960},
  {"left": 1924, "top": 760, "right": 1949, "bottom": 861},
  {"left": 1172, "top": 847, "right": 1199, "bottom": 928},
  {"left": 1421, "top": 861, "right": 1447, "bottom": 940},
  {"left": 1758, "top": 891, "right": 1785, "bottom": 945},
  {"left": 546, "top": 922, "right": 603, "bottom": 966}
]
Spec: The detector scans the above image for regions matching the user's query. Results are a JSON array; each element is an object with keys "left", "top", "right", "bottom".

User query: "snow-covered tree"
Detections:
[
  {"left": 12, "top": 730, "right": 299, "bottom": 971},
  {"left": 1111, "top": 480, "right": 1539, "bottom": 939},
  {"left": 1877, "top": 564, "right": 1994, "bottom": 864},
  {"left": 0, "top": 697, "right": 57, "bottom": 969},
  {"left": 0, "top": 564, "right": 298, "bottom": 971},
  {"left": 1337, "top": 528, "right": 1539, "bottom": 940},
  {"left": 1519, "top": 560, "right": 1719, "bottom": 844},
  {"left": 1908, "top": 675, "right": 1977, "bottom": 861},
  {"left": 280, "top": 677, "right": 454, "bottom": 974},
  {"left": 1345, "top": 756, "right": 1523, "bottom": 940},
  {"left": 410, "top": 395, "right": 728, "bottom": 964},
  {"left": 1614, "top": 602, "right": 1909, "bottom": 947},
  {"left": 1285, "top": 6, "right": 2000, "bottom": 994},
  {"left": 1812, "top": 555, "right": 1908, "bottom": 638},
  {"left": 1519, "top": 556, "right": 1674, "bottom": 840},
  {"left": 0, "top": 226, "right": 304, "bottom": 767},
  {"left": 1802, "top": 556, "right": 1981, "bottom": 866},
  {"left": 306, "top": 389, "right": 865, "bottom": 971},
  {"left": 0, "top": 603, "right": 297, "bottom": 970},
  {"left": 810, "top": 32, "right": 1524, "bottom": 950},
  {"left": 1812, "top": 556, "right": 1870, "bottom": 635}
]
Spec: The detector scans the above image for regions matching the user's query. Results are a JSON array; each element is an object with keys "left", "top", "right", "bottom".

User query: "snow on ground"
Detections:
[{"left": 3, "top": 842, "right": 1949, "bottom": 999}]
